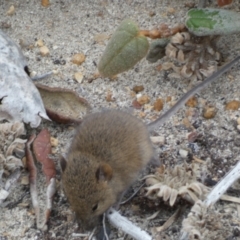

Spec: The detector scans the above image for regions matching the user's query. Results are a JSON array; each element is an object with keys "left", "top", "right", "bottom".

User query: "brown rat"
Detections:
[
  {"left": 60, "top": 110, "right": 154, "bottom": 230},
  {"left": 60, "top": 56, "right": 240, "bottom": 230}
]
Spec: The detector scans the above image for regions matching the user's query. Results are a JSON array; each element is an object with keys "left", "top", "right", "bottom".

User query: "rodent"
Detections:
[
  {"left": 60, "top": 110, "right": 154, "bottom": 230},
  {"left": 60, "top": 56, "right": 240, "bottom": 230}
]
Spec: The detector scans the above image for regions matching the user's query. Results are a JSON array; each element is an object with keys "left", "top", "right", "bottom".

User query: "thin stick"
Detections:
[
  {"left": 26, "top": 135, "right": 40, "bottom": 225},
  {"left": 120, "top": 183, "right": 145, "bottom": 205},
  {"left": 31, "top": 71, "right": 52, "bottom": 81},
  {"left": 103, "top": 213, "right": 109, "bottom": 240}
]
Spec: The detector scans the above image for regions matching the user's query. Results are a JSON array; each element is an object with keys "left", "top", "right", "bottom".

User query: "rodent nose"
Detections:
[{"left": 80, "top": 216, "right": 102, "bottom": 232}]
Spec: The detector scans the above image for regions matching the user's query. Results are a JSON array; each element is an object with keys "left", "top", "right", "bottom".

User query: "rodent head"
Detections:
[{"left": 60, "top": 154, "right": 116, "bottom": 230}]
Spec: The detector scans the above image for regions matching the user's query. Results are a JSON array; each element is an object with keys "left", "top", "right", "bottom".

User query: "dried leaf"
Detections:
[
  {"left": 36, "top": 84, "right": 90, "bottom": 124},
  {"left": 217, "top": 0, "right": 233, "bottom": 7},
  {"left": 0, "top": 30, "right": 49, "bottom": 127},
  {"left": 146, "top": 38, "right": 169, "bottom": 63},
  {"left": 33, "top": 129, "right": 56, "bottom": 183},
  {"left": 26, "top": 134, "right": 56, "bottom": 230}
]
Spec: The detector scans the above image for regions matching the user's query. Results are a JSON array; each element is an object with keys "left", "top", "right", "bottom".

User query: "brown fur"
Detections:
[{"left": 61, "top": 110, "right": 153, "bottom": 230}]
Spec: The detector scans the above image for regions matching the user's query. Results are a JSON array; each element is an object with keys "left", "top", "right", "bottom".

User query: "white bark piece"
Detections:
[
  {"left": 0, "top": 30, "right": 49, "bottom": 128},
  {"left": 0, "top": 168, "right": 21, "bottom": 205},
  {"left": 180, "top": 160, "right": 240, "bottom": 240},
  {"left": 107, "top": 208, "right": 152, "bottom": 240},
  {"left": 204, "top": 160, "right": 240, "bottom": 207}
]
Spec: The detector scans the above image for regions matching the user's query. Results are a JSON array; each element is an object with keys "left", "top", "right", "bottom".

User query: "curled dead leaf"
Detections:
[
  {"left": 217, "top": 0, "right": 232, "bottom": 7},
  {"left": 36, "top": 84, "right": 90, "bottom": 124},
  {"left": 33, "top": 129, "right": 56, "bottom": 184}
]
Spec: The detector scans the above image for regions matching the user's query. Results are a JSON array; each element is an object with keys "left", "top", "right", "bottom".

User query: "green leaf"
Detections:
[
  {"left": 98, "top": 19, "right": 149, "bottom": 77},
  {"left": 186, "top": 8, "right": 240, "bottom": 36}
]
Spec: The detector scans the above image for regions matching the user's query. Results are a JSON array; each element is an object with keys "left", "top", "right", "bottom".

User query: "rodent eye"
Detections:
[{"left": 92, "top": 203, "right": 98, "bottom": 212}]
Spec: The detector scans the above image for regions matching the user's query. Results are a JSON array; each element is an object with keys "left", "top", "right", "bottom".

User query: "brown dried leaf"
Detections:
[
  {"left": 153, "top": 98, "right": 164, "bottom": 111},
  {"left": 26, "top": 135, "right": 37, "bottom": 192},
  {"left": 217, "top": 0, "right": 233, "bottom": 7},
  {"left": 41, "top": 0, "right": 50, "bottom": 7},
  {"left": 36, "top": 84, "right": 90, "bottom": 124},
  {"left": 132, "top": 99, "right": 142, "bottom": 109},
  {"left": 33, "top": 129, "right": 56, "bottom": 184}
]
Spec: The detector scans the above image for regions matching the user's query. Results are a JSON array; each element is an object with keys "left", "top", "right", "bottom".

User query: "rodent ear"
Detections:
[
  {"left": 60, "top": 155, "right": 67, "bottom": 172},
  {"left": 96, "top": 163, "right": 113, "bottom": 182}
]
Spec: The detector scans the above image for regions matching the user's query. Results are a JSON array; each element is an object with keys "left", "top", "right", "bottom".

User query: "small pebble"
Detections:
[
  {"left": 21, "top": 176, "right": 29, "bottom": 185},
  {"left": 150, "top": 136, "right": 165, "bottom": 145},
  {"left": 30, "top": 71, "right": 37, "bottom": 78},
  {"left": 74, "top": 72, "right": 83, "bottom": 83},
  {"left": 167, "top": 7, "right": 175, "bottom": 14},
  {"left": 237, "top": 125, "right": 240, "bottom": 131},
  {"left": 132, "top": 85, "right": 144, "bottom": 93},
  {"left": 6, "top": 5, "right": 15, "bottom": 16},
  {"left": 225, "top": 100, "right": 240, "bottom": 111},
  {"left": 130, "top": 90, "right": 136, "bottom": 98},
  {"left": 40, "top": 46, "right": 50, "bottom": 56},
  {"left": 149, "top": 11, "right": 156, "bottom": 17},
  {"left": 166, "top": 96, "right": 172, "bottom": 102},
  {"left": 179, "top": 149, "right": 188, "bottom": 158},
  {"left": 105, "top": 90, "right": 115, "bottom": 102},
  {"left": 19, "top": 39, "right": 33, "bottom": 49},
  {"left": 139, "top": 111, "right": 146, "bottom": 118},
  {"left": 50, "top": 137, "right": 58, "bottom": 147},
  {"left": 237, "top": 117, "right": 240, "bottom": 126},
  {"left": 18, "top": 202, "right": 29, "bottom": 208},
  {"left": 53, "top": 59, "right": 66, "bottom": 65},
  {"left": 203, "top": 106, "right": 217, "bottom": 119},
  {"left": 52, "top": 148, "right": 57, "bottom": 154},
  {"left": 137, "top": 95, "right": 150, "bottom": 105},
  {"left": 94, "top": 33, "right": 110, "bottom": 44},
  {"left": 35, "top": 39, "right": 44, "bottom": 47},
  {"left": 185, "top": 96, "right": 198, "bottom": 108},
  {"left": 71, "top": 53, "right": 86, "bottom": 65},
  {"left": 153, "top": 98, "right": 164, "bottom": 111}
]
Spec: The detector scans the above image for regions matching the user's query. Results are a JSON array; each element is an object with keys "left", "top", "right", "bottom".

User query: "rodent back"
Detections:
[{"left": 69, "top": 110, "right": 153, "bottom": 178}]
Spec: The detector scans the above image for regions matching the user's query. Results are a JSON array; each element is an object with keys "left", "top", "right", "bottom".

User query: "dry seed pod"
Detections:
[
  {"left": 145, "top": 163, "right": 210, "bottom": 206},
  {"left": 164, "top": 32, "right": 221, "bottom": 80},
  {"left": 182, "top": 200, "right": 234, "bottom": 239}
]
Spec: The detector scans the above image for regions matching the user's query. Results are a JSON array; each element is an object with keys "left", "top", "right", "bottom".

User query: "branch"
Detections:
[{"left": 107, "top": 208, "right": 152, "bottom": 240}]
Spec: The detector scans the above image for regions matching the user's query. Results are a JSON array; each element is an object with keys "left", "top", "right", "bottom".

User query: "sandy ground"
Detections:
[{"left": 1, "top": 0, "right": 240, "bottom": 239}]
